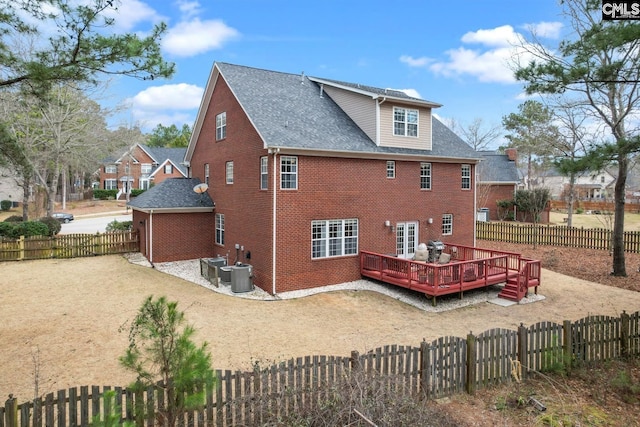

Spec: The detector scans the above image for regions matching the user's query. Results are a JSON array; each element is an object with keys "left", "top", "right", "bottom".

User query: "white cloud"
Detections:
[
  {"left": 460, "top": 25, "right": 521, "bottom": 47},
  {"left": 108, "top": 0, "right": 164, "bottom": 32},
  {"left": 399, "top": 55, "right": 432, "bottom": 68},
  {"left": 129, "top": 83, "right": 204, "bottom": 110},
  {"left": 176, "top": 0, "right": 203, "bottom": 19},
  {"left": 163, "top": 19, "right": 239, "bottom": 57},
  {"left": 526, "top": 21, "right": 563, "bottom": 39}
]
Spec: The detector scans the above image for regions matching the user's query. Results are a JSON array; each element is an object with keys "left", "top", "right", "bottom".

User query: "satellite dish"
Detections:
[{"left": 193, "top": 183, "right": 208, "bottom": 194}]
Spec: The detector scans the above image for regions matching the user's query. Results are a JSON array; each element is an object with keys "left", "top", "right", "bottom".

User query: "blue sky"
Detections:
[{"left": 106, "top": 0, "right": 569, "bottom": 148}]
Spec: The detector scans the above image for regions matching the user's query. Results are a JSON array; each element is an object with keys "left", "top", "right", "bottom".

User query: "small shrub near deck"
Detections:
[{"left": 106, "top": 220, "right": 132, "bottom": 232}]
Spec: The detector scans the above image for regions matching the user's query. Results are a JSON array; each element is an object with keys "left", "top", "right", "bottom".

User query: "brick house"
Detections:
[
  {"left": 97, "top": 144, "right": 187, "bottom": 199},
  {"left": 130, "top": 62, "right": 481, "bottom": 295},
  {"left": 476, "top": 149, "right": 521, "bottom": 221}
]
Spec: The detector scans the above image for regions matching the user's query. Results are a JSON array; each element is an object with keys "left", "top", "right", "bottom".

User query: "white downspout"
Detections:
[
  {"left": 149, "top": 210, "right": 154, "bottom": 264},
  {"left": 271, "top": 149, "right": 279, "bottom": 295},
  {"left": 473, "top": 166, "right": 477, "bottom": 247}
]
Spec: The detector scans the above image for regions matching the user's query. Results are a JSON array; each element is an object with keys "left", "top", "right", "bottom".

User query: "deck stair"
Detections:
[{"left": 498, "top": 278, "right": 521, "bottom": 302}]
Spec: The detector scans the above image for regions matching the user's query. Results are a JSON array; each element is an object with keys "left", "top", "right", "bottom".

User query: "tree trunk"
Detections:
[
  {"left": 21, "top": 176, "right": 30, "bottom": 221},
  {"left": 567, "top": 172, "right": 576, "bottom": 228},
  {"left": 612, "top": 155, "right": 627, "bottom": 276}
]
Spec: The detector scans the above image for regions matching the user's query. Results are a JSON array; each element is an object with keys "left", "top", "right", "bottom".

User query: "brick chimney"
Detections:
[{"left": 505, "top": 148, "right": 517, "bottom": 161}]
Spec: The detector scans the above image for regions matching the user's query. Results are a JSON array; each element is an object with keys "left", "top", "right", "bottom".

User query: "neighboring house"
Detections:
[
  {"left": 97, "top": 144, "right": 187, "bottom": 199},
  {"left": 476, "top": 149, "right": 521, "bottom": 221},
  {"left": 532, "top": 167, "right": 616, "bottom": 200},
  {"left": 0, "top": 167, "right": 22, "bottom": 206},
  {"left": 130, "top": 62, "right": 481, "bottom": 295}
]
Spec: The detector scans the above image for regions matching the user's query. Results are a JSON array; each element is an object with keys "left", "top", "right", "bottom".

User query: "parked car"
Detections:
[{"left": 52, "top": 212, "right": 74, "bottom": 223}]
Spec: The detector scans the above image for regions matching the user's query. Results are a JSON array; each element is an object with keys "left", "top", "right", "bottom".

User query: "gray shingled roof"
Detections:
[
  {"left": 312, "top": 77, "right": 441, "bottom": 106},
  {"left": 216, "top": 62, "right": 478, "bottom": 160},
  {"left": 140, "top": 145, "right": 187, "bottom": 176},
  {"left": 128, "top": 178, "right": 214, "bottom": 210},
  {"left": 477, "top": 151, "right": 520, "bottom": 183}
]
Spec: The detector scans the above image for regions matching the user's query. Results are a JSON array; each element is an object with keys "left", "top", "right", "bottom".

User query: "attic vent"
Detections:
[
  {"left": 319, "top": 83, "right": 324, "bottom": 98},
  {"left": 300, "top": 71, "right": 305, "bottom": 84}
]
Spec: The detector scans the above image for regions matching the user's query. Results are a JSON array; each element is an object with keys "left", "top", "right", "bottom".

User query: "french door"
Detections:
[{"left": 396, "top": 221, "right": 419, "bottom": 259}]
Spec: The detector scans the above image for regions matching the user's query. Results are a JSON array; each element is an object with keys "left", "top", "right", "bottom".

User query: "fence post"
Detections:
[
  {"left": 517, "top": 323, "right": 528, "bottom": 379},
  {"left": 621, "top": 311, "right": 630, "bottom": 358},
  {"left": 419, "top": 341, "right": 429, "bottom": 400},
  {"left": 18, "top": 236, "right": 24, "bottom": 261},
  {"left": 350, "top": 350, "right": 360, "bottom": 372},
  {"left": 4, "top": 395, "right": 17, "bottom": 427},
  {"left": 563, "top": 320, "right": 573, "bottom": 374},
  {"left": 466, "top": 333, "right": 476, "bottom": 395}
]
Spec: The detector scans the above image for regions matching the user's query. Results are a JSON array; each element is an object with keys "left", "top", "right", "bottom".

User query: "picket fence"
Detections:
[
  {"left": 477, "top": 221, "right": 640, "bottom": 253},
  {"left": 0, "top": 231, "right": 139, "bottom": 261},
  {"left": 2, "top": 311, "right": 639, "bottom": 427}
]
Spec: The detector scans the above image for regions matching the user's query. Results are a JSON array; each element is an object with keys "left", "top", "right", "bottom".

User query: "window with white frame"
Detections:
[
  {"left": 105, "top": 165, "right": 117, "bottom": 174},
  {"left": 139, "top": 178, "right": 150, "bottom": 190},
  {"left": 164, "top": 164, "right": 173, "bottom": 174},
  {"left": 226, "top": 161, "right": 233, "bottom": 184},
  {"left": 420, "top": 162, "right": 431, "bottom": 190},
  {"left": 260, "top": 156, "right": 268, "bottom": 190},
  {"left": 280, "top": 156, "right": 298, "bottom": 189},
  {"left": 215, "top": 213, "right": 224, "bottom": 245},
  {"left": 386, "top": 161, "right": 395, "bottom": 178},
  {"left": 442, "top": 214, "right": 453, "bottom": 235},
  {"left": 105, "top": 179, "right": 117, "bottom": 190},
  {"left": 141, "top": 163, "right": 152, "bottom": 174},
  {"left": 311, "top": 219, "right": 358, "bottom": 259},
  {"left": 461, "top": 164, "right": 471, "bottom": 189},
  {"left": 216, "top": 112, "right": 226, "bottom": 140},
  {"left": 204, "top": 163, "right": 210, "bottom": 185},
  {"left": 393, "top": 107, "right": 418, "bottom": 137}
]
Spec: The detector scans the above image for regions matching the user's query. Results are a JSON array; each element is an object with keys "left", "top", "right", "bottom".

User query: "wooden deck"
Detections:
[{"left": 360, "top": 243, "right": 541, "bottom": 305}]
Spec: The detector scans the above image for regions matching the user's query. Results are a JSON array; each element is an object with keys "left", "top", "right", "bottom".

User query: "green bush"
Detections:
[
  {"left": 130, "top": 189, "right": 145, "bottom": 197},
  {"left": 576, "top": 207, "right": 584, "bottom": 214},
  {"left": 94, "top": 189, "right": 118, "bottom": 200},
  {"left": 106, "top": 219, "right": 133, "bottom": 232},
  {"left": 0, "top": 221, "right": 49, "bottom": 238},
  {"left": 38, "top": 217, "right": 62, "bottom": 236},
  {"left": 3, "top": 215, "right": 23, "bottom": 222},
  {"left": 0, "top": 200, "right": 12, "bottom": 211}
]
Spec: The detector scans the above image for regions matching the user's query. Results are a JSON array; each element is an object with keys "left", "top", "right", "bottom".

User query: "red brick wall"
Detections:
[
  {"left": 478, "top": 183, "right": 516, "bottom": 220},
  {"left": 133, "top": 210, "right": 215, "bottom": 263},
  {"left": 152, "top": 162, "right": 185, "bottom": 185},
  {"left": 184, "top": 74, "right": 477, "bottom": 294}
]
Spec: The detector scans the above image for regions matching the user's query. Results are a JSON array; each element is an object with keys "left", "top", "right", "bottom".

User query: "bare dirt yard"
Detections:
[{"left": 1, "top": 201, "right": 640, "bottom": 425}]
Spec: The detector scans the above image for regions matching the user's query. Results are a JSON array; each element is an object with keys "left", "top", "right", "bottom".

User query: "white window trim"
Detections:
[
  {"left": 215, "top": 213, "right": 225, "bottom": 245},
  {"left": 386, "top": 161, "right": 395, "bottom": 179},
  {"left": 204, "top": 163, "right": 210, "bottom": 185},
  {"left": 311, "top": 219, "right": 359, "bottom": 259},
  {"left": 393, "top": 107, "right": 419, "bottom": 138},
  {"left": 420, "top": 162, "right": 431, "bottom": 190},
  {"left": 442, "top": 214, "right": 453, "bottom": 236},
  {"left": 164, "top": 164, "right": 173, "bottom": 174},
  {"left": 141, "top": 163, "right": 152, "bottom": 175},
  {"left": 461, "top": 164, "right": 471, "bottom": 190},
  {"left": 216, "top": 112, "right": 227, "bottom": 140},
  {"left": 105, "top": 179, "right": 117, "bottom": 190},
  {"left": 260, "top": 156, "right": 268, "bottom": 190},
  {"left": 139, "top": 178, "right": 150, "bottom": 190},
  {"left": 105, "top": 165, "right": 117, "bottom": 174},
  {"left": 226, "top": 161, "right": 234, "bottom": 184},
  {"left": 280, "top": 156, "right": 298, "bottom": 190}
]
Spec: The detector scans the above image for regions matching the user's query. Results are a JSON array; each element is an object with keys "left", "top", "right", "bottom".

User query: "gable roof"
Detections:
[
  {"left": 127, "top": 178, "right": 214, "bottom": 213},
  {"left": 477, "top": 151, "right": 520, "bottom": 183},
  {"left": 187, "top": 62, "right": 479, "bottom": 163},
  {"left": 139, "top": 145, "right": 188, "bottom": 176}
]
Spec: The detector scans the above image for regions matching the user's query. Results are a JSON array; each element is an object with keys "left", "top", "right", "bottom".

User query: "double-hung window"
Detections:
[
  {"left": 216, "top": 112, "right": 226, "bottom": 140},
  {"left": 141, "top": 163, "right": 152, "bottom": 175},
  {"left": 461, "top": 164, "right": 471, "bottom": 189},
  {"left": 164, "top": 164, "right": 173, "bottom": 174},
  {"left": 215, "top": 213, "right": 224, "bottom": 245},
  {"left": 311, "top": 219, "right": 358, "bottom": 259},
  {"left": 281, "top": 156, "right": 298, "bottom": 189},
  {"left": 105, "top": 179, "right": 117, "bottom": 190},
  {"left": 386, "top": 161, "right": 395, "bottom": 179},
  {"left": 442, "top": 214, "right": 453, "bottom": 235},
  {"left": 393, "top": 107, "right": 418, "bottom": 137},
  {"left": 204, "top": 163, "right": 210, "bottom": 185},
  {"left": 105, "top": 165, "right": 117, "bottom": 174},
  {"left": 226, "top": 161, "right": 234, "bottom": 184},
  {"left": 260, "top": 156, "right": 268, "bottom": 190},
  {"left": 420, "top": 162, "right": 431, "bottom": 190}
]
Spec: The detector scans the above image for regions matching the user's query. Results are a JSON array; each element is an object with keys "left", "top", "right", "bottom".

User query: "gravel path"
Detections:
[{"left": 129, "top": 254, "right": 546, "bottom": 313}]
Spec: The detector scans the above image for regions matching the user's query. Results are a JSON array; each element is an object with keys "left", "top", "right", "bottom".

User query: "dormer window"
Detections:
[{"left": 393, "top": 107, "right": 418, "bottom": 137}]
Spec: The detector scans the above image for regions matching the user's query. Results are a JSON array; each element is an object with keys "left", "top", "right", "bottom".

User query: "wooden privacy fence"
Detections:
[
  {"left": 477, "top": 221, "right": 640, "bottom": 253},
  {"left": 0, "top": 231, "right": 139, "bottom": 261},
  {"left": 2, "top": 311, "right": 639, "bottom": 427}
]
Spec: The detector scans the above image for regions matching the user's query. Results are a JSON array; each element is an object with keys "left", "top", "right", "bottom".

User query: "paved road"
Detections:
[{"left": 59, "top": 213, "right": 132, "bottom": 234}]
